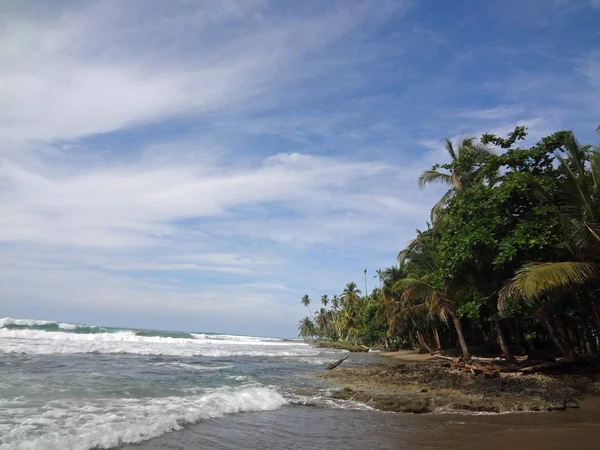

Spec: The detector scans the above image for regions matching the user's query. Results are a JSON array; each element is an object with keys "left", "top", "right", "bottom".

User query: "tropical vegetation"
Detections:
[{"left": 298, "top": 126, "right": 600, "bottom": 361}]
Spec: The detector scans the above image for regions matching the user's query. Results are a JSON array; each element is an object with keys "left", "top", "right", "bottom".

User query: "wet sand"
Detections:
[
  {"left": 124, "top": 397, "right": 600, "bottom": 450},
  {"left": 417, "top": 396, "right": 600, "bottom": 450}
]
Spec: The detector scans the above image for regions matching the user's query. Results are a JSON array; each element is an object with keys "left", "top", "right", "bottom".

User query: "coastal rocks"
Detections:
[
  {"left": 331, "top": 387, "right": 431, "bottom": 413},
  {"left": 320, "top": 362, "right": 597, "bottom": 414}
]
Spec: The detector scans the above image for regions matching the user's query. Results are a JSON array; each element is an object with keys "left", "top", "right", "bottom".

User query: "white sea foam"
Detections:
[
  {"left": 149, "top": 362, "right": 232, "bottom": 371},
  {"left": 0, "top": 386, "right": 286, "bottom": 450},
  {"left": 57, "top": 323, "right": 77, "bottom": 330},
  {"left": 0, "top": 328, "right": 316, "bottom": 358},
  {"left": 288, "top": 393, "right": 375, "bottom": 411},
  {"left": 192, "top": 333, "right": 282, "bottom": 342},
  {"left": 0, "top": 317, "right": 55, "bottom": 328}
]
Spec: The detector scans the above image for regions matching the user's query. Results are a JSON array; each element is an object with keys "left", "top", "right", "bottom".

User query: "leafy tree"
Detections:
[{"left": 297, "top": 126, "right": 600, "bottom": 361}]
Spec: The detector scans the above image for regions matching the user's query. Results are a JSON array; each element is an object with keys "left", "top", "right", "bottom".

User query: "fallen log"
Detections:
[
  {"left": 471, "top": 356, "right": 504, "bottom": 362},
  {"left": 436, "top": 355, "right": 504, "bottom": 362},
  {"left": 326, "top": 356, "right": 348, "bottom": 371},
  {"left": 518, "top": 361, "right": 571, "bottom": 373}
]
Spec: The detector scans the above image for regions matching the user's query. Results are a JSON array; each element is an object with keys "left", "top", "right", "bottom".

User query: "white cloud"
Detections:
[
  {"left": 1, "top": 0, "right": 595, "bottom": 335},
  {"left": 0, "top": 0, "right": 409, "bottom": 142},
  {"left": 0, "top": 147, "right": 405, "bottom": 248}
]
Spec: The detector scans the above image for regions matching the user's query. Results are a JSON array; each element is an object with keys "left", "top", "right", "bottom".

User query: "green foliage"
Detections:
[{"left": 300, "top": 126, "right": 600, "bottom": 360}]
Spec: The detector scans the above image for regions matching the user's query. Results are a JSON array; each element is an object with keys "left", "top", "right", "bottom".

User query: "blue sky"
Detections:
[{"left": 0, "top": 0, "right": 599, "bottom": 337}]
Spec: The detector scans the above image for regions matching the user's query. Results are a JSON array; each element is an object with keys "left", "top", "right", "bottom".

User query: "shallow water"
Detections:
[
  {"left": 122, "top": 399, "right": 600, "bottom": 450},
  {"left": 1, "top": 317, "right": 599, "bottom": 450}
]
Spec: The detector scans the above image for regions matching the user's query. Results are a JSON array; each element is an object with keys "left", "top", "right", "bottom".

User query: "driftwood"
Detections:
[
  {"left": 463, "top": 363, "right": 500, "bottom": 378},
  {"left": 434, "top": 353, "right": 599, "bottom": 376},
  {"left": 518, "top": 361, "right": 572, "bottom": 373},
  {"left": 471, "top": 356, "right": 504, "bottom": 362},
  {"left": 434, "top": 355, "right": 459, "bottom": 362},
  {"left": 326, "top": 356, "right": 348, "bottom": 370}
]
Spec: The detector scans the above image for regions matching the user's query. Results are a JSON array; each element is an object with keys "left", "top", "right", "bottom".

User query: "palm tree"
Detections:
[
  {"left": 338, "top": 282, "right": 362, "bottom": 342},
  {"left": 394, "top": 275, "right": 471, "bottom": 360},
  {"left": 301, "top": 294, "right": 314, "bottom": 320},
  {"left": 498, "top": 133, "right": 600, "bottom": 359},
  {"left": 500, "top": 135, "right": 600, "bottom": 299},
  {"left": 418, "top": 137, "right": 491, "bottom": 221},
  {"left": 341, "top": 282, "right": 361, "bottom": 307},
  {"left": 374, "top": 269, "right": 384, "bottom": 290},
  {"left": 298, "top": 317, "right": 315, "bottom": 339},
  {"left": 393, "top": 232, "right": 472, "bottom": 360},
  {"left": 321, "top": 294, "right": 329, "bottom": 308},
  {"left": 331, "top": 295, "right": 340, "bottom": 311},
  {"left": 315, "top": 307, "right": 331, "bottom": 338}
]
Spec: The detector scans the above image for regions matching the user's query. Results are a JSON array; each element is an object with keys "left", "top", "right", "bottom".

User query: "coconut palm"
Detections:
[
  {"left": 315, "top": 307, "right": 331, "bottom": 337},
  {"left": 500, "top": 134, "right": 600, "bottom": 300},
  {"left": 393, "top": 231, "right": 472, "bottom": 360},
  {"left": 393, "top": 275, "right": 471, "bottom": 360},
  {"left": 496, "top": 134, "right": 600, "bottom": 359},
  {"left": 419, "top": 137, "right": 492, "bottom": 221},
  {"left": 341, "top": 282, "right": 361, "bottom": 307},
  {"left": 298, "top": 317, "right": 316, "bottom": 339},
  {"left": 301, "top": 294, "right": 314, "bottom": 319},
  {"left": 331, "top": 295, "right": 340, "bottom": 311},
  {"left": 321, "top": 294, "right": 329, "bottom": 308}
]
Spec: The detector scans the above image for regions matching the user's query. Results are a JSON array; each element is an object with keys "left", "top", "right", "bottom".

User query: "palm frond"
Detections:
[
  {"left": 458, "top": 137, "right": 476, "bottom": 154},
  {"left": 418, "top": 170, "right": 452, "bottom": 189},
  {"left": 470, "top": 141, "right": 493, "bottom": 157},
  {"left": 444, "top": 138, "right": 457, "bottom": 161},
  {"left": 393, "top": 278, "right": 433, "bottom": 302},
  {"left": 430, "top": 189, "right": 455, "bottom": 223},
  {"left": 500, "top": 261, "right": 600, "bottom": 302}
]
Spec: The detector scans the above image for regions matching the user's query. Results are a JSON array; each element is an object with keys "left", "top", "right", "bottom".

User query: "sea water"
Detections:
[
  {"left": 0, "top": 317, "right": 375, "bottom": 449},
  {"left": 2, "top": 317, "right": 600, "bottom": 450}
]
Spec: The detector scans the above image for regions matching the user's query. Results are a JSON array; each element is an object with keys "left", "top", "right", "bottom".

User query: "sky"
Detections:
[{"left": 0, "top": 0, "right": 599, "bottom": 337}]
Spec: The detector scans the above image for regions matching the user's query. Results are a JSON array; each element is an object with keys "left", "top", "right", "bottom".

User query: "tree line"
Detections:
[{"left": 298, "top": 126, "right": 600, "bottom": 361}]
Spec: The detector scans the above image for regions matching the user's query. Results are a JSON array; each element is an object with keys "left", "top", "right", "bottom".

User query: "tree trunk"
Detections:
[
  {"left": 587, "top": 327, "right": 598, "bottom": 354},
  {"left": 592, "top": 305, "right": 600, "bottom": 349},
  {"left": 449, "top": 310, "right": 471, "bottom": 361},
  {"left": 555, "top": 319, "right": 575, "bottom": 361},
  {"left": 538, "top": 312, "right": 571, "bottom": 360},
  {"left": 416, "top": 331, "right": 434, "bottom": 354},
  {"left": 433, "top": 327, "right": 442, "bottom": 350},
  {"left": 578, "top": 327, "right": 587, "bottom": 356},
  {"left": 494, "top": 320, "right": 514, "bottom": 361},
  {"left": 512, "top": 317, "right": 526, "bottom": 355},
  {"left": 408, "top": 330, "right": 416, "bottom": 349}
]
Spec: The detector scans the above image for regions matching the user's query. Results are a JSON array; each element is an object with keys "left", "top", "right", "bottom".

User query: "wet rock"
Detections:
[{"left": 320, "top": 361, "right": 598, "bottom": 415}]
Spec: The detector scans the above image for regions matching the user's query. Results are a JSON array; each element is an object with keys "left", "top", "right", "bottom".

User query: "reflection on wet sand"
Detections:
[{"left": 418, "top": 396, "right": 600, "bottom": 450}]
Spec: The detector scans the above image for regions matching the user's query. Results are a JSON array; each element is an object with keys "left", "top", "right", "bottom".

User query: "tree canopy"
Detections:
[{"left": 298, "top": 127, "right": 600, "bottom": 361}]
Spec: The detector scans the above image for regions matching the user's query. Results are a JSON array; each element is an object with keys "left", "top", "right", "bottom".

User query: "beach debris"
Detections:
[{"left": 326, "top": 356, "right": 348, "bottom": 371}]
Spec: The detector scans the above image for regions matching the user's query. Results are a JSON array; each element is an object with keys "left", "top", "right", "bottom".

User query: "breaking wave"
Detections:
[
  {"left": 0, "top": 386, "right": 286, "bottom": 450},
  {"left": 0, "top": 317, "right": 314, "bottom": 357}
]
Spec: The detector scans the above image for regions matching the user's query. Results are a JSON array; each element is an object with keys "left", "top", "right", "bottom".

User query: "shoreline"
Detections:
[{"left": 319, "top": 350, "right": 600, "bottom": 414}]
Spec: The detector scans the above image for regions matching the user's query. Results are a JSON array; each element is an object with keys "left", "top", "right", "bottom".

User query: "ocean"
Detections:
[{"left": 1, "top": 317, "right": 600, "bottom": 450}]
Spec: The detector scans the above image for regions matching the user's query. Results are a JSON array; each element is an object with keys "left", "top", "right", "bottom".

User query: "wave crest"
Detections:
[{"left": 2, "top": 387, "right": 286, "bottom": 449}]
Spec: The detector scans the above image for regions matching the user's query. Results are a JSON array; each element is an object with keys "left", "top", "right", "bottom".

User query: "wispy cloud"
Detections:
[{"left": 0, "top": 0, "right": 597, "bottom": 335}]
